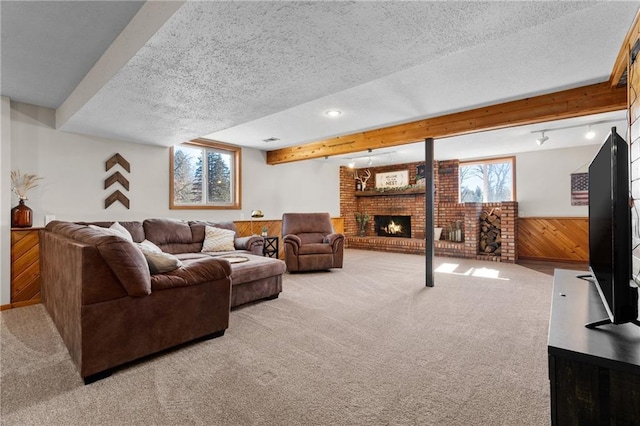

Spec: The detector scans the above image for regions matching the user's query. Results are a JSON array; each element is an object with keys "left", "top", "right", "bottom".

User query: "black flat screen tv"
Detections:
[{"left": 586, "top": 127, "right": 639, "bottom": 328}]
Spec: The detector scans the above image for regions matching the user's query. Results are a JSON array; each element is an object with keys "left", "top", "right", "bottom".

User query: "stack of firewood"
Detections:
[{"left": 479, "top": 208, "right": 501, "bottom": 255}]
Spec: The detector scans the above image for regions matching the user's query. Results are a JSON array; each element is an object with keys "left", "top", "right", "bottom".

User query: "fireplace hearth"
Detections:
[{"left": 375, "top": 215, "right": 411, "bottom": 238}]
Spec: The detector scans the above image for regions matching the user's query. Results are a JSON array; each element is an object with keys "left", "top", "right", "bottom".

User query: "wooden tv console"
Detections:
[{"left": 548, "top": 269, "right": 640, "bottom": 425}]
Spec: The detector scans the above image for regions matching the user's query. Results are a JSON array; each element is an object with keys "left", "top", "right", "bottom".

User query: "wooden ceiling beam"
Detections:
[
  {"left": 610, "top": 9, "right": 640, "bottom": 88},
  {"left": 266, "top": 82, "right": 626, "bottom": 165}
]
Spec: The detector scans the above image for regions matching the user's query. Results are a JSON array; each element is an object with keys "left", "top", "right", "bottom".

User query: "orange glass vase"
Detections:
[{"left": 11, "top": 199, "right": 33, "bottom": 228}]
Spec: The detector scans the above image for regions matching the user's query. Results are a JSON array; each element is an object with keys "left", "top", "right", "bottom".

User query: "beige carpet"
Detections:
[{"left": 1, "top": 250, "right": 562, "bottom": 425}]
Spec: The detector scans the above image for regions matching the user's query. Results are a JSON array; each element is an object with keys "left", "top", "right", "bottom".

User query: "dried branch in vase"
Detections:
[{"left": 10, "top": 170, "right": 43, "bottom": 200}]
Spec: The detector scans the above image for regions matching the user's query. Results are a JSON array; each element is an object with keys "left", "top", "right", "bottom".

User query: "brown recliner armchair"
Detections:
[{"left": 282, "top": 213, "right": 344, "bottom": 272}]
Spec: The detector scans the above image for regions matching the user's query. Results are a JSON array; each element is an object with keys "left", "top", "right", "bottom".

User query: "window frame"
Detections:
[
  {"left": 458, "top": 156, "right": 516, "bottom": 203},
  {"left": 169, "top": 138, "right": 242, "bottom": 210}
]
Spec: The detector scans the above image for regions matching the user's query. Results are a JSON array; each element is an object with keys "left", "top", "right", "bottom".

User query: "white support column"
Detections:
[{"left": 1, "top": 96, "right": 12, "bottom": 306}]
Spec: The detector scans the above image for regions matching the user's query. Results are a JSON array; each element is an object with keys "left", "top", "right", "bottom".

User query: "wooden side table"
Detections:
[
  {"left": 11, "top": 227, "right": 43, "bottom": 307},
  {"left": 263, "top": 236, "right": 279, "bottom": 258}
]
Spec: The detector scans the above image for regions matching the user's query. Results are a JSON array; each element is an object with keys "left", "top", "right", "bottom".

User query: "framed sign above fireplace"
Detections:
[{"left": 375, "top": 170, "right": 409, "bottom": 189}]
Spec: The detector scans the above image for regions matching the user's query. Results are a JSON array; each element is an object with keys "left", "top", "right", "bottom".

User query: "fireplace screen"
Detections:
[{"left": 375, "top": 215, "right": 411, "bottom": 238}]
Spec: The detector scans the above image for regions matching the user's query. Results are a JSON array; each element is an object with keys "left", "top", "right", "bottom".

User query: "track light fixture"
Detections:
[
  {"left": 536, "top": 132, "right": 549, "bottom": 146},
  {"left": 585, "top": 125, "right": 595, "bottom": 139},
  {"left": 345, "top": 148, "right": 396, "bottom": 167},
  {"left": 532, "top": 118, "right": 622, "bottom": 147}
]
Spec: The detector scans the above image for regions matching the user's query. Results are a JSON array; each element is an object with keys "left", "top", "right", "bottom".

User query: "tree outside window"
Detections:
[
  {"left": 170, "top": 139, "right": 241, "bottom": 209},
  {"left": 459, "top": 157, "right": 515, "bottom": 203}
]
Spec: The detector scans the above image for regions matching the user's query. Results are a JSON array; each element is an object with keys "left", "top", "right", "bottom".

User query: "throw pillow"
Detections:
[
  {"left": 201, "top": 226, "right": 236, "bottom": 252},
  {"left": 88, "top": 222, "right": 133, "bottom": 242},
  {"left": 136, "top": 243, "right": 182, "bottom": 274},
  {"left": 139, "top": 239, "right": 162, "bottom": 253},
  {"left": 110, "top": 222, "right": 133, "bottom": 242}
]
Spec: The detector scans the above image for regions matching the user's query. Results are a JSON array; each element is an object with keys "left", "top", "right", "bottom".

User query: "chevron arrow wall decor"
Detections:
[
  {"left": 104, "top": 171, "right": 130, "bottom": 191},
  {"left": 105, "top": 153, "right": 131, "bottom": 172},
  {"left": 105, "top": 190, "right": 130, "bottom": 209}
]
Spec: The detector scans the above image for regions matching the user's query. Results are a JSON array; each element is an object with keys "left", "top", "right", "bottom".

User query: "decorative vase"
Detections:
[
  {"left": 358, "top": 222, "right": 367, "bottom": 237},
  {"left": 11, "top": 199, "right": 33, "bottom": 228}
]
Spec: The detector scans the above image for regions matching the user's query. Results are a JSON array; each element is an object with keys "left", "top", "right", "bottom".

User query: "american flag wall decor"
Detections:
[{"left": 571, "top": 173, "right": 588, "bottom": 206}]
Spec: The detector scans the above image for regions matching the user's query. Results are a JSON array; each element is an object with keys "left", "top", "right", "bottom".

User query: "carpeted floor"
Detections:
[{"left": 1, "top": 250, "right": 564, "bottom": 425}]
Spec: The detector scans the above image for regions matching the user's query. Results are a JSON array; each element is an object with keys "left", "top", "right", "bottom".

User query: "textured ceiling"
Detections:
[
  {"left": 1, "top": 1, "right": 638, "bottom": 161},
  {"left": 0, "top": 1, "right": 145, "bottom": 108}
]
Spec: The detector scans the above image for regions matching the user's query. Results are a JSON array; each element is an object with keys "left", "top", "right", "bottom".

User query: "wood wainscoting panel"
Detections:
[
  {"left": 11, "top": 228, "right": 43, "bottom": 306},
  {"left": 517, "top": 217, "right": 588, "bottom": 262}
]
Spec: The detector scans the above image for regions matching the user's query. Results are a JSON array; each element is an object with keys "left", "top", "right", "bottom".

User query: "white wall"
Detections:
[
  {"left": 1, "top": 97, "right": 12, "bottom": 305},
  {"left": 515, "top": 144, "right": 598, "bottom": 217},
  {"left": 5, "top": 100, "right": 339, "bottom": 305},
  {"left": 4, "top": 99, "right": 599, "bottom": 305},
  {"left": 10, "top": 101, "right": 339, "bottom": 225}
]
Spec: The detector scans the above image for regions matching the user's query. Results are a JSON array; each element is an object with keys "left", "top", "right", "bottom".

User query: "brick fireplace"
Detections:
[{"left": 340, "top": 160, "right": 518, "bottom": 262}]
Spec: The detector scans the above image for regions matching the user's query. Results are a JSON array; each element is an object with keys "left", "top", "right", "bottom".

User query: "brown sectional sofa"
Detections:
[
  {"left": 137, "top": 218, "right": 286, "bottom": 308},
  {"left": 40, "top": 218, "right": 286, "bottom": 383}
]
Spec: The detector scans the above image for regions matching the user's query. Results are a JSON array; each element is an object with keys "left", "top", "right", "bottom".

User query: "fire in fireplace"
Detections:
[{"left": 375, "top": 215, "right": 411, "bottom": 238}]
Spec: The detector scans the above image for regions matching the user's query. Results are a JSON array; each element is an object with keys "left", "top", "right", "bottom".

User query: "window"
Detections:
[
  {"left": 459, "top": 156, "right": 515, "bottom": 203},
  {"left": 170, "top": 139, "right": 241, "bottom": 209}
]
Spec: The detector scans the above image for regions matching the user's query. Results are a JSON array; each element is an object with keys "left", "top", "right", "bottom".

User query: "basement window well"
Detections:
[
  {"left": 170, "top": 139, "right": 241, "bottom": 209},
  {"left": 459, "top": 156, "right": 515, "bottom": 203}
]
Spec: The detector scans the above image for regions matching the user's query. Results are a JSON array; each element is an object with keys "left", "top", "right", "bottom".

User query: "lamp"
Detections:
[
  {"left": 250, "top": 209, "right": 264, "bottom": 234},
  {"left": 536, "top": 131, "right": 549, "bottom": 146}
]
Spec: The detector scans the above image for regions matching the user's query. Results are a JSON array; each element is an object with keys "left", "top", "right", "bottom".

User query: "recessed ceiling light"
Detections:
[{"left": 325, "top": 109, "right": 342, "bottom": 118}]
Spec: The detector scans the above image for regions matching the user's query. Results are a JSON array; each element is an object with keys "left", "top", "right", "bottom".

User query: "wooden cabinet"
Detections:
[
  {"left": 548, "top": 269, "right": 640, "bottom": 425},
  {"left": 10, "top": 228, "right": 42, "bottom": 307}
]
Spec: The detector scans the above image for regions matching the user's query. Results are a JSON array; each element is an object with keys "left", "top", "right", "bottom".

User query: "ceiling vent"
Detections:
[{"left": 262, "top": 137, "right": 280, "bottom": 143}]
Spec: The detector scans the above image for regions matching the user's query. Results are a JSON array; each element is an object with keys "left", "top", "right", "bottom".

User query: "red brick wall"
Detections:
[
  {"left": 340, "top": 161, "right": 433, "bottom": 239},
  {"left": 340, "top": 160, "right": 518, "bottom": 262},
  {"left": 436, "top": 159, "right": 459, "bottom": 203},
  {"left": 340, "top": 167, "right": 358, "bottom": 236}
]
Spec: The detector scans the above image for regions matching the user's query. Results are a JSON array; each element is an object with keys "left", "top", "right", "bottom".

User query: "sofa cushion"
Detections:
[
  {"left": 202, "top": 226, "right": 236, "bottom": 252},
  {"left": 144, "top": 218, "right": 191, "bottom": 244},
  {"left": 220, "top": 254, "right": 286, "bottom": 285},
  {"left": 297, "top": 232, "right": 327, "bottom": 245},
  {"left": 143, "top": 218, "right": 201, "bottom": 254},
  {"left": 174, "top": 253, "right": 285, "bottom": 286},
  {"left": 299, "top": 243, "right": 334, "bottom": 255},
  {"left": 150, "top": 257, "right": 232, "bottom": 291}
]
